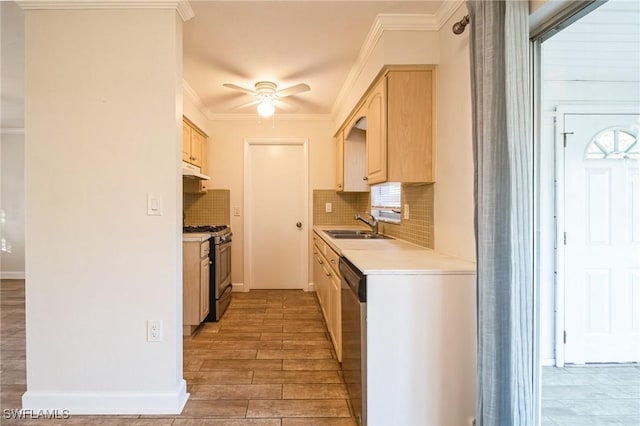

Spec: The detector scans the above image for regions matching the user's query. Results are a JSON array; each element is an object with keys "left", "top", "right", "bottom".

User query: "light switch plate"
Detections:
[
  {"left": 325, "top": 203, "right": 332, "bottom": 213},
  {"left": 147, "top": 193, "right": 163, "bottom": 216},
  {"left": 233, "top": 206, "right": 241, "bottom": 217},
  {"left": 404, "top": 203, "right": 410, "bottom": 220}
]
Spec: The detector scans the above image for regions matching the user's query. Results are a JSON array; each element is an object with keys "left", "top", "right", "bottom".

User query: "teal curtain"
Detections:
[{"left": 466, "top": 0, "right": 534, "bottom": 424}]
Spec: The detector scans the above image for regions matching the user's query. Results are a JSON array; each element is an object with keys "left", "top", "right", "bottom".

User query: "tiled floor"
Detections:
[
  {"left": 0, "top": 280, "right": 356, "bottom": 425},
  {"left": 542, "top": 365, "right": 640, "bottom": 425}
]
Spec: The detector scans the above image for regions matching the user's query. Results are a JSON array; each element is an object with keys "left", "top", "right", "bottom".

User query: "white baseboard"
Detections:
[
  {"left": 21, "top": 380, "right": 189, "bottom": 415},
  {"left": 232, "top": 282, "right": 247, "bottom": 292},
  {"left": 1, "top": 271, "right": 25, "bottom": 280},
  {"left": 542, "top": 358, "right": 556, "bottom": 367}
]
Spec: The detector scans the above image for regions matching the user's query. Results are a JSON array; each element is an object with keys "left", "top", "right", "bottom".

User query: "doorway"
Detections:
[
  {"left": 558, "top": 109, "right": 640, "bottom": 365},
  {"left": 243, "top": 138, "right": 309, "bottom": 290}
]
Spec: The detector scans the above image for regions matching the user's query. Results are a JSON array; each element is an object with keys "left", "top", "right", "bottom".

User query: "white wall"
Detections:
[
  {"left": 434, "top": 3, "right": 475, "bottom": 262},
  {"left": 538, "top": 0, "right": 640, "bottom": 364},
  {"left": 1, "top": 131, "right": 25, "bottom": 278},
  {"left": 23, "top": 8, "right": 187, "bottom": 413}
]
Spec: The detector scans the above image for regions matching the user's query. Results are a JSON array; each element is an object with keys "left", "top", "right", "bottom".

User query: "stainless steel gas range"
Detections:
[{"left": 183, "top": 225, "right": 232, "bottom": 321}]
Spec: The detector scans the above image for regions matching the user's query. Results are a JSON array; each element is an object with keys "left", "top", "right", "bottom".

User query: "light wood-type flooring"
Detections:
[{"left": 0, "top": 280, "right": 356, "bottom": 425}]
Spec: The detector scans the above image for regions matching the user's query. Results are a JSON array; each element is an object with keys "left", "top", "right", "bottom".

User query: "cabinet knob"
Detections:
[{"left": 363, "top": 176, "right": 368, "bottom": 181}]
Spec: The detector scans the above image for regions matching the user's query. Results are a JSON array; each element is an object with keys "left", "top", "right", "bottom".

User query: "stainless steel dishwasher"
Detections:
[{"left": 339, "top": 257, "right": 367, "bottom": 426}]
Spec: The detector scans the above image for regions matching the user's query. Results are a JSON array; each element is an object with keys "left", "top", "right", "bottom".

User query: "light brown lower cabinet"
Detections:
[
  {"left": 312, "top": 232, "right": 342, "bottom": 361},
  {"left": 183, "top": 239, "right": 210, "bottom": 336}
]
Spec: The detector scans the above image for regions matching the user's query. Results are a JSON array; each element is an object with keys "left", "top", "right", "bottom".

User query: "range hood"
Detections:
[{"left": 182, "top": 161, "right": 210, "bottom": 180}]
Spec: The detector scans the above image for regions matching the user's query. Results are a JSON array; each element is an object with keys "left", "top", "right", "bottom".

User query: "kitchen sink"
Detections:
[{"left": 324, "top": 230, "right": 393, "bottom": 240}]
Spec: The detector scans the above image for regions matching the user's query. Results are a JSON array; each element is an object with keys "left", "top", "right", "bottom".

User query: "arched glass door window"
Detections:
[{"left": 585, "top": 128, "right": 638, "bottom": 160}]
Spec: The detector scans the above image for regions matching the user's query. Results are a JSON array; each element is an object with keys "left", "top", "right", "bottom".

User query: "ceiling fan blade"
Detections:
[
  {"left": 223, "top": 83, "right": 256, "bottom": 96},
  {"left": 273, "top": 99, "right": 298, "bottom": 113},
  {"left": 275, "top": 83, "right": 310, "bottom": 98},
  {"left": 231, "top": 99, "right": 261, "bottom": 111}
]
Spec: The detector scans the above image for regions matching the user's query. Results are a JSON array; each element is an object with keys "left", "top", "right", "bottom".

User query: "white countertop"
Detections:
[
  {"left": 182, "top": 232, "right": 211, "bottom": 242},
  {"left": 313, "top": 225, "right": 476, "bottom": 275}
]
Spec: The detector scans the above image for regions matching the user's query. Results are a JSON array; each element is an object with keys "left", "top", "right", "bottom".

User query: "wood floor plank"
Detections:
[
  {"left": 190, "top": 384, "right": 282, "bottom": 400},
  {"left": 282, "top": 384, "right": 348, "bottom": 399},
  {"left": 282, "top": 419, "right": 358, "bottom": 426},
  {"left": 252, "top": 370, "right": 343, "bottom": 384},
  {"left": 246, "top": 400, "right": 350, "bottom": 418}
]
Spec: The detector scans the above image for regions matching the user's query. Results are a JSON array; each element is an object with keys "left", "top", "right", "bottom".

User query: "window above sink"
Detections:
[{"left": 371, "top": 182, "right": 401, "bottom": 224}]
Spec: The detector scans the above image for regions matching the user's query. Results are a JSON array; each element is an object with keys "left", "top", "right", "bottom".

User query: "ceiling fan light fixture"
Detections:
[{"left": 257, "top": 100, "right": 275, "bottom": 117}]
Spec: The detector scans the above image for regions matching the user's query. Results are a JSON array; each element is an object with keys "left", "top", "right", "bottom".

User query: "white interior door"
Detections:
[
  {"left": 563, "top": 112, "right": 640, "bottom": 363},
  {"left": 244, "top": 139, "right": 308, "bottom": 290}
]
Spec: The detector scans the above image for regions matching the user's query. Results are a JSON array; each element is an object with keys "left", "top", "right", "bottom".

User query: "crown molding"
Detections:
[
  {"left": 1, "top": 128, "right": 25, "bottom": 135},
  {"left": 183, "top": 79, "right": 216, "bottom": 120},
  {"left": 436, "top": 0, "right": 466, "bottom": 29},
  {"left": 330, "top": 2, "right": 464, "bottom": 121},
  {"left": 207, "top": 113, "right": 331, "bottom": 122},
  {"left": 330, "top": 13, "right": 435, "bottom": 119},
  {"left": 17, "top": 1, "right": 194, "bottom": 21}
]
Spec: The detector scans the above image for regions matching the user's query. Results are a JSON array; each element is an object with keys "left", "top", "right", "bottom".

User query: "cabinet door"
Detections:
[
  {"left": 365, "top": 77, "right": 387, "bottom": 184},
  {"left": 336, "top": 130, "right": 344, "bottom": 192},
  {"left": 190, "top": 130, "right": 205, "bottom": 168},
  {"left": 329, "top": 271, "right": 342, "bottom": 362},
  {"left": 183, "top": 242, "right": 200, "bottom": 325},
  {"left": 182, "top": 120, "right": 192, "bottom": 163},
  {"left": 199, "top": 134, "right": 208, "bottom": 192},
  {"left": 343, "top": 105, "right": 368, "bottom": 192},
  {"left": 387, "top": 70, "right": 435, "bottom": 182},
  {"left": 199, "top": 257, "right": 210, "bottom": 322},
  {"left": 314, "top": 253, "right": 330, "bottom": 324}
]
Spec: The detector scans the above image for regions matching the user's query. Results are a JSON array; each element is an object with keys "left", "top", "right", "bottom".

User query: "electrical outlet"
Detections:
[
  {"left": 325, "top": 202, "right": 332, "bottom": 213},
  {"left": 233, "top": 206, "right": 241, "bottom": 217},
  {"left": 404, "top": 203, "right": 410, "bottom": 220},
  {"left": 147, "top": 320, "right": 162, "bottom": 342}
]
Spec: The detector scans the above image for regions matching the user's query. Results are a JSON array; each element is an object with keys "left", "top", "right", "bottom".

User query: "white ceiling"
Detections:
[{"left": 183, "top": 0, "right": 453, "bottom": 118}]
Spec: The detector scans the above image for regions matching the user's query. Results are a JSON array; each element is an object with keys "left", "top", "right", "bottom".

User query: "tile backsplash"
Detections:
[
  {"left": 184, "top": 189, "right": 230, "bottom": 225},
  {"left": 313, "top": 190, "right": 369, "bottom": 226},
  {"left": 380, "top": 184, "right": 434, "bottom": 248},
  {"left": 313, "top": 184, "right": 434, "bottom": 248}
]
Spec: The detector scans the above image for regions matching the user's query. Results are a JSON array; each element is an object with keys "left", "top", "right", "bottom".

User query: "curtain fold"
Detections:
[{"left": 466, "top": 1, "right": 534, "bottom": 424}]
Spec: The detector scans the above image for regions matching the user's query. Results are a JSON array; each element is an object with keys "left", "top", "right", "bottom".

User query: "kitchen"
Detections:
[
  {"left": 2, "top": 0, "right": 555, "bottom": 424},
  {"left": 180, "top": 61, "right": 477, "bottom": 423}
]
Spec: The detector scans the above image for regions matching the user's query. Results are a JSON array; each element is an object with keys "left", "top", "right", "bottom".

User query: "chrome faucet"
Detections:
[{"left": 354, "top": 213, "right": 378, "bottom": 235}]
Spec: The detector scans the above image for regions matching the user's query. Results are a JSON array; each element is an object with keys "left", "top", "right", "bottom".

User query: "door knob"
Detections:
[{"left": 296, "top": 222, "right": 302, "bottom": 229}]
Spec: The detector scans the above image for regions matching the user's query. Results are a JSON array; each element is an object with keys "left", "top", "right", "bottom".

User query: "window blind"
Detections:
[{"left": 371, "top": 182, "right": 401, "bottom": 208}]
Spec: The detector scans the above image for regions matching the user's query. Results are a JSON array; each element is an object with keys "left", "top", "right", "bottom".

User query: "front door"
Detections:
[
  {"left": 244, "top": 139, "right": 308, "bottom": 290},
  {"left": 563, "top": 112, "right": 640, "bottom": 363}
]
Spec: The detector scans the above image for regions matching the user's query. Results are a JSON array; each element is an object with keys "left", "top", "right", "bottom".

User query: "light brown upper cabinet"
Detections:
[
  {"left": 182, "top": 117, "right": 207, "bottom": 169},
  {"left": 364, "top": 67, "right": 435, "bottom": 185},
  {"left": 336, "top": 103, "right": 368, "bottom": 192},
  {"left": 182, "top": 117, "right": 209, "bottom": 193}
]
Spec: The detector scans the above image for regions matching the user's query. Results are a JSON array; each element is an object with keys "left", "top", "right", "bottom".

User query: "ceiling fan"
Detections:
[{"left": 223, "top": 81, "right": 311, "bottom": 117}]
